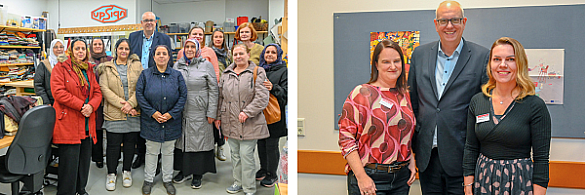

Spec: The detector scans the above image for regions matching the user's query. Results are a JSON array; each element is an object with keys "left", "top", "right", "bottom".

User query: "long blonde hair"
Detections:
[{"left": 481, "top": 37, "right": 535, "bottom": 100}]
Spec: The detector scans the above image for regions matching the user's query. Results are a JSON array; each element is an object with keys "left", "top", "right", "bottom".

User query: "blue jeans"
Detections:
[{"left": 347, "top": 165, "right": 411, "bottom": 195}]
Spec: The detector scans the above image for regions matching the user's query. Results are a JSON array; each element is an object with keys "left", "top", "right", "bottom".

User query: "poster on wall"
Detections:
[
  {"left": 369, "top": 31, "right": 420, "bottom": 77},
  {"left": 525, "top": 49, "right": 564, "bottom": 104}
]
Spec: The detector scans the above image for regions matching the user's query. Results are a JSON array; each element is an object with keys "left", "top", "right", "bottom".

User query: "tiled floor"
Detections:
[{"left": 0, "top": 142, "right": 283, "bottom": 195}]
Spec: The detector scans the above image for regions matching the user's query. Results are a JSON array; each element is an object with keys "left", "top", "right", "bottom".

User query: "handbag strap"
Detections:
[{"left": 253, "top": 66, "right": 258, "bottom": 84}]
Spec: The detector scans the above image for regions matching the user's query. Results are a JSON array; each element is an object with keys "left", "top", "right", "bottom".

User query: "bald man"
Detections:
[{"left": 407, "top": 1, "right": 489, "bottom": 194}]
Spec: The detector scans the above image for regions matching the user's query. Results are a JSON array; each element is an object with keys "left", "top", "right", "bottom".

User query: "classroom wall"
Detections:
[{"left": 297, "top": 0, "right": 585, "bottom": 161}]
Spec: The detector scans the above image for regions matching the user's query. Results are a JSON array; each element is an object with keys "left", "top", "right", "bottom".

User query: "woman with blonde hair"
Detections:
[{"left": 463, "top": 37, "right": 551, "bottom": 195}]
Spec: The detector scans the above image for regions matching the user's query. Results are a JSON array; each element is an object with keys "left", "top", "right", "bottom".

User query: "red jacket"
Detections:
[{"left": 50, "top": 56, "right": 102, "bottom": 144}]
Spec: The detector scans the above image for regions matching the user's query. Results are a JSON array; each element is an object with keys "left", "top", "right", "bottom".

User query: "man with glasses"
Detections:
[
  {"left": 407, "top": 1, "right": 489, "bottom": 194},
  {"left": 129, "top": 11, "right": 173, "bottom": 70},
  {"left": 128, "top": 11, "right": 173, "bottom": 170}
]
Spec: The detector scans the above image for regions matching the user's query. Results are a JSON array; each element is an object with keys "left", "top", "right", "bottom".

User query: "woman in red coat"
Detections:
[{"left": 51, "top": 39, "right": 102, "bottom": 195}]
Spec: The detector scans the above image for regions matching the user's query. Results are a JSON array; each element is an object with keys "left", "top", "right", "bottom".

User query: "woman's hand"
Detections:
[
  {"left": 120, "top": 100, "right": 133, "bottom": 114},
  {"left": 207, "top": 117, "right": 215, "bottom": 124},
  {"left": 238, "top": 112, "right": 249, "bottom": 123},
  {"left": 263, "top": 79, "right": 273, "bottom": 91},
  {"left": 129, "top": 109, "right": 138, "bottom": 116},
  {"left": 152, "top": 111, "right": 163, "bottom": 123},
  {"left": 464, "top": 176, "right": 474, "bottom": 195},
  {"left": 356, "top": 174, "right": 376, "bottom": 195},
  {"left": 214, "top": 120, "right": 221, "bottom": 129},
  {"left": 407, "top": 157, "right": 417, "bottom": 186},
  {"left": 81, "top": 104, "right": 93, "bottom": 117},
  {"left": 157, "top": 113, "right": 172, "bottom": 123}
]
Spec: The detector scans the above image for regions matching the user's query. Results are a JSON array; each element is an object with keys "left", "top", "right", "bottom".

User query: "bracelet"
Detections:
[{"left": 462, "top": 182, "right": 473, "bottom": 186}]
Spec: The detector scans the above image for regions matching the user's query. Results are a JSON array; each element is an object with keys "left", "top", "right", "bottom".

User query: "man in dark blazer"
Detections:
[
  {"left": 129, "top": 11, "right": 173, "bottom": 169},
  {"left": 129, "top": 11, "right": 173, "bottom": 69},
  {"left": 408, "top": 1, "right": 489, "bottom": 194}
]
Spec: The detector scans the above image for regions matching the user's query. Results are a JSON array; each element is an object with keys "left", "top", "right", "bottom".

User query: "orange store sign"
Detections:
[{"left": 91, "top": 5, "right": 128, "bottom": 23}]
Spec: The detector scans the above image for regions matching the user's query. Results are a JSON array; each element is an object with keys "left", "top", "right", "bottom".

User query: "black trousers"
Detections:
[
  {"left": 347, "top": 166, "right": 410, "bottom": 195},
  {"left": 257, "top": 136, "right": 280, "bottom": 178},
  {"left": 57, "top": 137, "right": 92, "bottom": 195},
  {"left": 106, "top": 132, "right": 138, "bottom": 174},
  {"left": 91, "top": 129, "right": 103, "bottom": 163},
  {"left": 213, "top": 125, "right": 225, "bottom": 147},
  {"left": 419, "top": 148, "right": 464, "bottom": 195},
  {"left": 136, "top": 136, "right": 146, "bottom": 158}
]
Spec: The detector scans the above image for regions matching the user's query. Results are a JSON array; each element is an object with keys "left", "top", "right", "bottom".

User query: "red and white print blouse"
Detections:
[{"left": 338, "top": 84, "right": 415, "bottom": 173}]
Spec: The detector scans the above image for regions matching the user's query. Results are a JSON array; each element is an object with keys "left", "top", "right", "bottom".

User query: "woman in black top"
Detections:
[
  {"left": 255, "top": 43, "right": 288, "bottom": 187},
  {"left": 463, "top": 37, "right": 551, "bottom": 195}
]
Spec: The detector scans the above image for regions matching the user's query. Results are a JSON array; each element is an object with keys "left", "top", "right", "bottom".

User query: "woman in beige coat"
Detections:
[
  {"left": 97, "top": 38, "right": 143, "bottom": 191},
  {"left": 215, "top": 43, "right": 269, "bottom": 195}
]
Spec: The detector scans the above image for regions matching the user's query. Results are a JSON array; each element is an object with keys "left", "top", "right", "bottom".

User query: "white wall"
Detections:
[
  {"left": 45, "top": 0, "right": 137, "bottom": 30},
  {"left": 136, "top": 0, "right": 153, "bottom": 23},
  {"left": 0, "top": 0, "right": 47, "bottom": 17},
  {"left": 268, "top": 0, "right": 284, "bottom": 27},
  {"left": 297, "top": 0, "right": 585, "bottom": 165},
  {"left": 225, "top": 0, "right": 268, "bottom": 25},
  {"left": 154, "top": 0, "right": 226, "bottom": 25}
]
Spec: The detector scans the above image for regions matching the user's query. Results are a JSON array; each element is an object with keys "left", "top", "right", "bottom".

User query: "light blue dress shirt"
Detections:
[
  {"left": 141, "top": 32, "right": 154, "bottom": 69},
  {"left": 433, "top": 39, "right": 464, "bottom": 148}
]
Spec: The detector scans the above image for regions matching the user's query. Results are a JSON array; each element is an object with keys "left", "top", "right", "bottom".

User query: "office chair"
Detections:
[{"left": 0, "top": 105, "right": 56, "bottom": 195}]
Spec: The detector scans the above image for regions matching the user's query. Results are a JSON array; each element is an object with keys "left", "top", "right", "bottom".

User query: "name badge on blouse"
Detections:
[
  {"left": 379, "top": 99, "right": 393, "bottom": 109},
  {"left": 476, "top": 113, "right": 489, "bottom": 123}
]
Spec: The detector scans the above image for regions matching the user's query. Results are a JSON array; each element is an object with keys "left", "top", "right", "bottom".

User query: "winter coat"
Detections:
[
  {"left": 34, "top": 59, "right": 54, "bottom": 105},
  {"left": 136, "top": 65, "right": 187, "bottom": 142},
  {"left": 51, "top": 55, "right": 102, "bottom": 144},
  {"left": 90, "top": 55, "right": 112, "bottom": 130},
  {"left": 174, "top": 57, "right": 218, "bottom": 152},
  {"left": 217, "top": 61, "right": 269, "bottom": 140},
  {"left": 97, "top": 54, "right": 143, "bottom": 121},
  {"left": 265, "top": 63, "right": 288, "bottom": 138}
]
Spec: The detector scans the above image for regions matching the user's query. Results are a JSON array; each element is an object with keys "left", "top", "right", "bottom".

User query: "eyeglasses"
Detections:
[
  {"left": 142, "top": 19, "right": 156, "bottom": 23},
  {"left": 437, "top": 18, "right": 464, "bottom": 26}
]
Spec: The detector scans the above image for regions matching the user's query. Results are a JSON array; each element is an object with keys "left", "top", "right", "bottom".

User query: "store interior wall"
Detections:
[
  {"left": 297, "top": 0, "right": 585, "bottom": 162},
  {"left": 44, "top": 0, "right": 137, "bottom": 30},
  {"left": 268, "top": 0, "right": 284, "bottom": 28},
  {"left": 0, "top": 0, "right": 47, "bottom": 17}
]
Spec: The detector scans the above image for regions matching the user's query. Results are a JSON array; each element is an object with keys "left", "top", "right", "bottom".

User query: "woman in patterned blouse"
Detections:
[{"left": 338, "top": 40, "right": 417, "bottom": 195}]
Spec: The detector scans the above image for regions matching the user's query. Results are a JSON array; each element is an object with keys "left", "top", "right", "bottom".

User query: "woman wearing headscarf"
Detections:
[
  {"left": 34, "top": 39, "right": 65, "bottom": 105},
  {"left": 97, "top": 38, "right": 143, "bottom": 191},
  {"left": 89, "top": 38, "right": 113, "bottom": 169},
  {"left": 210, "top": 28, "right": 230, "bottom": 161},
  {"left": 235, "top": 22, "right": 264, "bottom": 65},
  {"left": 176, "top": 26, "right": 220, "bottom": 80},
  {"left": 216, "top": 43, "right": 269, "bottom": 195},
  {"left": 136, "top": 45, "right": 187, "bottom": 195},
  {"left": 51, "top": 39, "right": 103, "bottom": 195},
  {"left": 172, "top": 38, "right": 218, "bottom": 189},
  {"left": 255, "top": 43, "right": 288, "bottom": 187}
]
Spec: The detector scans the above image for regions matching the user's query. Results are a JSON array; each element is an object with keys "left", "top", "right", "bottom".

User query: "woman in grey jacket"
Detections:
[
  {"left": 215, "top": 43, "right": 269, "bottom": 195},
  {"left": 172, "top": 39, "right": 219, "bottom": 189}
]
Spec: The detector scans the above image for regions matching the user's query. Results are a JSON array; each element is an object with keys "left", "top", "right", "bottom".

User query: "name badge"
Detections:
[
  {"left": 476, "top": 113, "right": 489, "bottom": 123},
  {"left": 379, "top": 99, "right": 393, "bottom": 109}
]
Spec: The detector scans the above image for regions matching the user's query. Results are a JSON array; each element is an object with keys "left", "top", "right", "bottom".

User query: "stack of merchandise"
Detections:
[
  {"left": 0, "top": 32, "right": 39, "bottom": 47},
  {"left": 0, "top": 49, "right": 34, "bottom": 64},
  {"left": 0, "top": 65, "right": 33, "bottom": 83}
]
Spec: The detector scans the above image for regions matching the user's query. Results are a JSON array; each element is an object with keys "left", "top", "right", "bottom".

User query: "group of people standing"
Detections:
[
  {"left": 338, "top": 1, "right": 551, "bottom": 195},
  {"left": 34, "top": 11, "right": 287, "bottom": 195}
]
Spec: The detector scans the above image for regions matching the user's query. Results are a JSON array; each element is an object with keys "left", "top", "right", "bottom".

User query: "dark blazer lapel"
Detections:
[
  {"left": 136, "top": 31, "right": 144, "bottom": 51},
  {"left": 443, "top": 39, "right": 471, "bottom": 93},
  {"left": 151, "top": 31, "right": 160, "bottom": 50},
  {"left": 429, "top": 42, "right": 439, "bottom": 99}
]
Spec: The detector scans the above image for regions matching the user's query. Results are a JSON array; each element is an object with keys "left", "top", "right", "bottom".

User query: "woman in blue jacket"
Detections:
[{"left": 136, "top": 45, "right": 187, "bottom": 195}]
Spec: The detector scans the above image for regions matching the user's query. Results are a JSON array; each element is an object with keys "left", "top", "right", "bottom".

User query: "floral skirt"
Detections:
[{"left": 474, "top": 154, "right": 533, "bottom": 195}]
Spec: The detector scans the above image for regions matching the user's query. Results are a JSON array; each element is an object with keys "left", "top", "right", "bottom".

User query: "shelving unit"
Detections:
[
  {"left": 0, "top": 25, "right": 46, "bottom": 95},
  {"left": 166, "top": 31, "right": 268, "bottom": 49}
]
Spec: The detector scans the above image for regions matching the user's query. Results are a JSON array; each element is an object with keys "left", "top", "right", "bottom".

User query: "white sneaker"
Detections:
[
  {"left": 122, "top": 170, "right": 132, "bottom": 187},
  {"left": 106, "top": 173, "right": 116, "bottom": 191},
  {"left": 217, "top": 145, "right": 227, "bottom": 161}
]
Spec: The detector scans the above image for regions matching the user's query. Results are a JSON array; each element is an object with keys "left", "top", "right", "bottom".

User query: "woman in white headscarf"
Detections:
[{"left": 34, "top": 39, "right": 65, "bottom": 105}]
